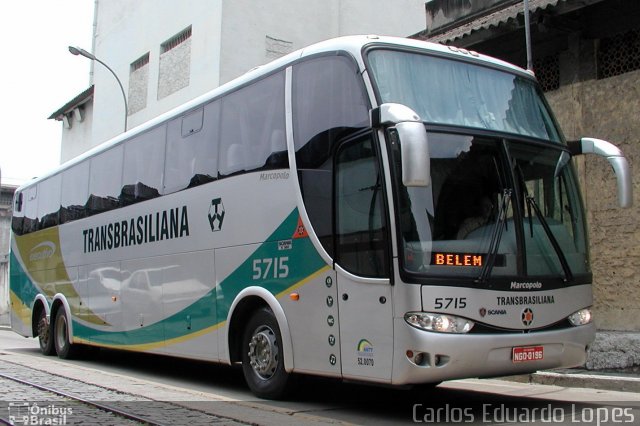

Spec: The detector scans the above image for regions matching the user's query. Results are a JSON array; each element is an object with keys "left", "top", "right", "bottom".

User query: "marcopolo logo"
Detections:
[
  {"left": 510, "top": 281, "right": 543, "bottom": 290},
  {"left": 29, "top": 241, "right": 56, "bottom": 262},
  {"left": 208, "top": 198, "right": 225, "bottom": 232}
]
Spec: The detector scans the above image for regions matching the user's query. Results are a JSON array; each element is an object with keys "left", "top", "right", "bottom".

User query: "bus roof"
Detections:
[{"left": 18, "top": 35, "right": 531, "bottom": 193}]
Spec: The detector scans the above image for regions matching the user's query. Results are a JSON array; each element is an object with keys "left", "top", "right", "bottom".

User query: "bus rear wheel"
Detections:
[
  {"left": 241, "top": 307, "right": 292, "bottom": 399},
  {"left": 37, "top": 309, "right": 55, "bottom": 356},
  {"left": 53, "top": 309, "right": 78, "bottom": 359}
]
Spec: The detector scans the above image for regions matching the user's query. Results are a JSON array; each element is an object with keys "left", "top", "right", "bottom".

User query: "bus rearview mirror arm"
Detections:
[
  {"left": 568, "top": 137, "right": 633, "bottom": 208},
  {"left": 370, "top": 103, "right": 430, "bottom": 187}
]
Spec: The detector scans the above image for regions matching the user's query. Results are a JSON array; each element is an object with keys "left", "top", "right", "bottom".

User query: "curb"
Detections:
[{"left": 502, "top": 371, "right": 640, "bottom": 393}]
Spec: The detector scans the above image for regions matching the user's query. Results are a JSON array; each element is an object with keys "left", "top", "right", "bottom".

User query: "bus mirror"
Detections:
[
  {"left": 569, "top": 137, "right": 633, "bottom": 208},
  {"left": 397, "top": 122, "right": 430, "bottom": 187},
  {"left": 370, "top": 103, "right": 430, "bottom": 187}
]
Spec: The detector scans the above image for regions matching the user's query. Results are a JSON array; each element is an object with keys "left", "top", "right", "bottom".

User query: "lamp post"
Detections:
[{"left": 69, "top": 46, "right": 128, "bottom": 132}]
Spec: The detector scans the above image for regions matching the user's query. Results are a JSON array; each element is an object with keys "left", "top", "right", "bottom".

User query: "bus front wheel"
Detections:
[{"left": 241, "top": 307, "right": 292, "bottom": 399}]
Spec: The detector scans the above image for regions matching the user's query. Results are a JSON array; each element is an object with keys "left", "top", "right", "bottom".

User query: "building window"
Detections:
[
  {"left": 534, "top": 53, "right": 560, "bottom": 92},
  {"left": 597, "top": 27, "right": 640, "bottom": 79},
  {"left": 128, "top": 53, "right": 150, "bottom": 114},
  {"left": 161, "top": 26, "right": 192, "bottom": 54},
  {"left": 158, "top": 26, "right": 192, "bottom": 99}
]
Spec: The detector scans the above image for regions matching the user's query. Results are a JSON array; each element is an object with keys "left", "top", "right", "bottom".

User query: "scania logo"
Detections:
[
  {"left": 522, "top": 308, "right": 534, "bottom": 326},
  {"left": 29, "top": 241, "right": 56, "bottom": 262},
  {"left": 479, "top": 308, "right": 487, "bottom": 317}
]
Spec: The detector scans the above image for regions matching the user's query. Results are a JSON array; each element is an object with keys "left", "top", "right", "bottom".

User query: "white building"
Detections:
[{"left": 51, "top": 0, "right": 427, "bottom": 161}]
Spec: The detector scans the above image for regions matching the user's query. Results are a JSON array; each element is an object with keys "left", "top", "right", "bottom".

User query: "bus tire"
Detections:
[
  {"left": 53, "top": 309, "right": 78, "bottom": 359},
  {"left": 241, "top": 307, "right": 292, "bottom": 399},
  {"left": 36, "top": 308, "right": 55, "bottom": 356}
]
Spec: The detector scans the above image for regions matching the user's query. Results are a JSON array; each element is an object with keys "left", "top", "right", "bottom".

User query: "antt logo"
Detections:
[{"left": 208, "top": 198, "right": 225, "bottom": 232}]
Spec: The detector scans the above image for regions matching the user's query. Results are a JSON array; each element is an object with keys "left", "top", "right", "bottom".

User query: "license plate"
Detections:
[{"left": 512, "top": 346, "right": 544, "bottom": 363}]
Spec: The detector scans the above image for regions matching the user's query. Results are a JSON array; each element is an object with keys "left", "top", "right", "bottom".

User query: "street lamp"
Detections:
[{"left": 69, "top": 46, "right": 128, "bottom": 132}]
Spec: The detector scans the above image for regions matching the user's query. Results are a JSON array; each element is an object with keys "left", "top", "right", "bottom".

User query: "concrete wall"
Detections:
[
  {"left": 70, "top": 0, "right": 426, "bottom": 151},
  {"left": 60, "top": 101, "right": 94, "bottom": 163},
  {"left": 221, "top": 0, "right": 427, "bottom": 83},
  {"left": 546, "top": 69, "right": 640, "bottom": 331},
  {"left": 91, "top": 0, "right": 222, "bottom": 145}
]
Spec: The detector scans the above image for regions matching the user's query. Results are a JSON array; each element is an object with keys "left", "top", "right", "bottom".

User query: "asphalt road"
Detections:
[{"left": 1, "top": 329, "right": 639, "bottom": 425}]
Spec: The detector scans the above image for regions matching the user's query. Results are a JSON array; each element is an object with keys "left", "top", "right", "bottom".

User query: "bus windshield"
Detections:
[
  {"left": 392, "top": 132, "right": 590, "bottom": 282},
  {"left": 368, "top": 49, "right": 561, "bottom": 142},
  {"left": 367, "top": 49, "right": 590, "bottom": 283}
]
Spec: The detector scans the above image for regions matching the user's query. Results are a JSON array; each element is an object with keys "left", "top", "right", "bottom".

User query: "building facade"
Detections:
[
  {"left": 416, "top": 0, "right": 640, "bottom": 368},
  {"left": 0, "top": 184, "right": 17, "bottom": 325},
  {"left": 52, "top": 0, "right": 428, "bottom": 161}
]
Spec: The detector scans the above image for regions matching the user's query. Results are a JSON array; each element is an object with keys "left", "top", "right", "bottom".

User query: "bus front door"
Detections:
[{"left": 334, "top": 133, "right": 394, "bottom": 382}]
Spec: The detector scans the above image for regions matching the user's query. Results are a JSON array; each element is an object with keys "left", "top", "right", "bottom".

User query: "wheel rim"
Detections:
[
  {"left": 37, "top": 313, "right": 49, "bottom": 348},
  {"left": 247, "top": 325, "right": 279, "bottom": 380},
  {"left": 55, "top": 313, "right": 67, "bottom": 351}
]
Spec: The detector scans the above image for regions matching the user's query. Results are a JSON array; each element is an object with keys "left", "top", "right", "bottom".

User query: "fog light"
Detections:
[
  {"left": 568, "top": 308, "right": 592, "bottom": 326},
  {"left": 405, "top": 312, "right": 474, "bottom": 333}
]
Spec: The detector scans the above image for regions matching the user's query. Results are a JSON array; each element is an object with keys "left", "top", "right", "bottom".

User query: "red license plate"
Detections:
[{"left": 512, "top": 346, "right": 544, "bottom": 363}]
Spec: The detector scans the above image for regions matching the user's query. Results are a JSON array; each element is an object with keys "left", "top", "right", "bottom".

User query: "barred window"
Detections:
[
  {"left": 598, "top": 28, "right": 640, "bottom": 79},
  {"left": 533, "top": 53, "right": 560, "bottom": 92},
  {"left": 161, "top": 26, "right": 192, "bottom": 54}
]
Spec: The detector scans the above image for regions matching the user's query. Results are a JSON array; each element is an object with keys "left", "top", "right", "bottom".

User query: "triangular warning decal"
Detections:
[{"left": 292, "top": 216, "right": 308, "bottom": 239}]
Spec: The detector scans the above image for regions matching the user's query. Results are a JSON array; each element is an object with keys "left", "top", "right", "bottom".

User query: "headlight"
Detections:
[
  {"left": 405, "top": 312, "right": 474, "bottom": 333},
  {"left": 568, "top": 308, "right": 592, "bottom": 326}
]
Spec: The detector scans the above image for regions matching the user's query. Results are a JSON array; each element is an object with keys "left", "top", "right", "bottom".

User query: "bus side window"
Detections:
[
  {"left": 88, "top": 145, "right": 123, "bottom": 215},
  {"left": 37, "top": 174, "right": 62, "bottom": 230},
  {"left": 121, "top": 125, "right": 165, "bottom": 204},
  {"left": 292, "top": 54, "right": 370, "bottom": 258},
  {"left": 218, "top": 71, "right": 287, "bottom": 178},
  {"left": 165, "top": 102, "right": 220, "bottom": 193},
  {"left": 60, "top": 162, "right": 89, "bottom": 224},
  {"left": 12, "top": 192, "right": 24, "bottom": 235},
  {"left": 23, "top": 185, "right": 39, "bottom": 234}
]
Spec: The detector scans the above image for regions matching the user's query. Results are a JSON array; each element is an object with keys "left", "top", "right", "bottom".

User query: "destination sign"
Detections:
[{"left": 430, "top": 253, "right": 506, "bottom": 267}]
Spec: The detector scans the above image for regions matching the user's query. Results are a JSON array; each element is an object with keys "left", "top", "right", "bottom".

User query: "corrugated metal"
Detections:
[
  {"left": 48, "top": 85, "right": 94, "bottom": 120},
  {"left": 426, "top": 0, "right": 562, "bottom": 44}
]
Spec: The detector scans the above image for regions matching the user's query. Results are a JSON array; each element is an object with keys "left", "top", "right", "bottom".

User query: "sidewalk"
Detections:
[{"left": 503, "top": 369, "right": 640, "bottom": 393}]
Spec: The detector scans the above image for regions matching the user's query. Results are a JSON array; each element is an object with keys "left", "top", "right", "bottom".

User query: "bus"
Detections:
[{"left": 10, "top": 35, "right": 632, "bottom": 399}]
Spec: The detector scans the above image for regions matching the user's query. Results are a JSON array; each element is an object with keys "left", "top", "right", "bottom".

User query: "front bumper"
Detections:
[{"left": 392, "top": 318, "right": 595, "bottom": 385}]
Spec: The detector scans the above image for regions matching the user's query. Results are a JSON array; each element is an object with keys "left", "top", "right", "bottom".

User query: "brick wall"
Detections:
[{"left": 546, "top": 69, "right": 640, "bottom": 331}]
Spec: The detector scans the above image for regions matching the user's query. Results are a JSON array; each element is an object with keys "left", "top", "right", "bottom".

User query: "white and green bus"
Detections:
[{"left": 10, "top": 36, "right": 632, "bottom": 399}]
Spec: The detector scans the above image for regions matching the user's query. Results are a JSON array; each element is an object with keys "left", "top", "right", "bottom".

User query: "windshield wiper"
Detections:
[
  {"left": 476, "top": 188, "right": 512, "bottom": 284},
  {"left": 525, "top": 195, "right": 574, "bottom": 283},
  {"left": 515, "top": 163, "right": 574, "bottom": 283}
]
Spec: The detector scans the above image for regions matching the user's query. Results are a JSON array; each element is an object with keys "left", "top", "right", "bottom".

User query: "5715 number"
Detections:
[
  {"left": 252, "top": 257, "right": 289, "bottom": 280},
  {"left": 434, "top": 297, "right": 467, "bottom": 309}
]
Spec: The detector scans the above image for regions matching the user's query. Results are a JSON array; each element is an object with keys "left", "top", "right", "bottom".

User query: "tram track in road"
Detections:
[
  {"left": 0, "top": 359, "right": 250, "bottom": 425},
  {"left": 0, "top": 370, "right": 163, "bottom": 425}
]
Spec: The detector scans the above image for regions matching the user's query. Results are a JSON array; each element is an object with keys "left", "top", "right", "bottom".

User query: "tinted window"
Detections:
[
  {"left": 219, "top": 71, "right": 287, "bottom": 176},
  {"left": 293, "top": 55, "right": 369, "bottom": 168},
  {"left": 292, "top": 55, "right": 370, "bottom": 257},
  {"left": 23, "top": 185, "right": 39, "bottom": 234},
  {"left": 88, "top": 145, "right": 123, "bottom": 214},
  {"left": 335, "top": 135, "right": 389, "bottom": 277},
  {"left": 61, "top": 162, "right": 89, "bottom": 223},
  {"left": 122, "top": 125, "right": 165, "bottom": 204},
  {"left": 165, "top": 102, "right": 220, "bottom": 193},
  {"left": 37, "top": 174, "right": 61, "bottom": 229}
]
